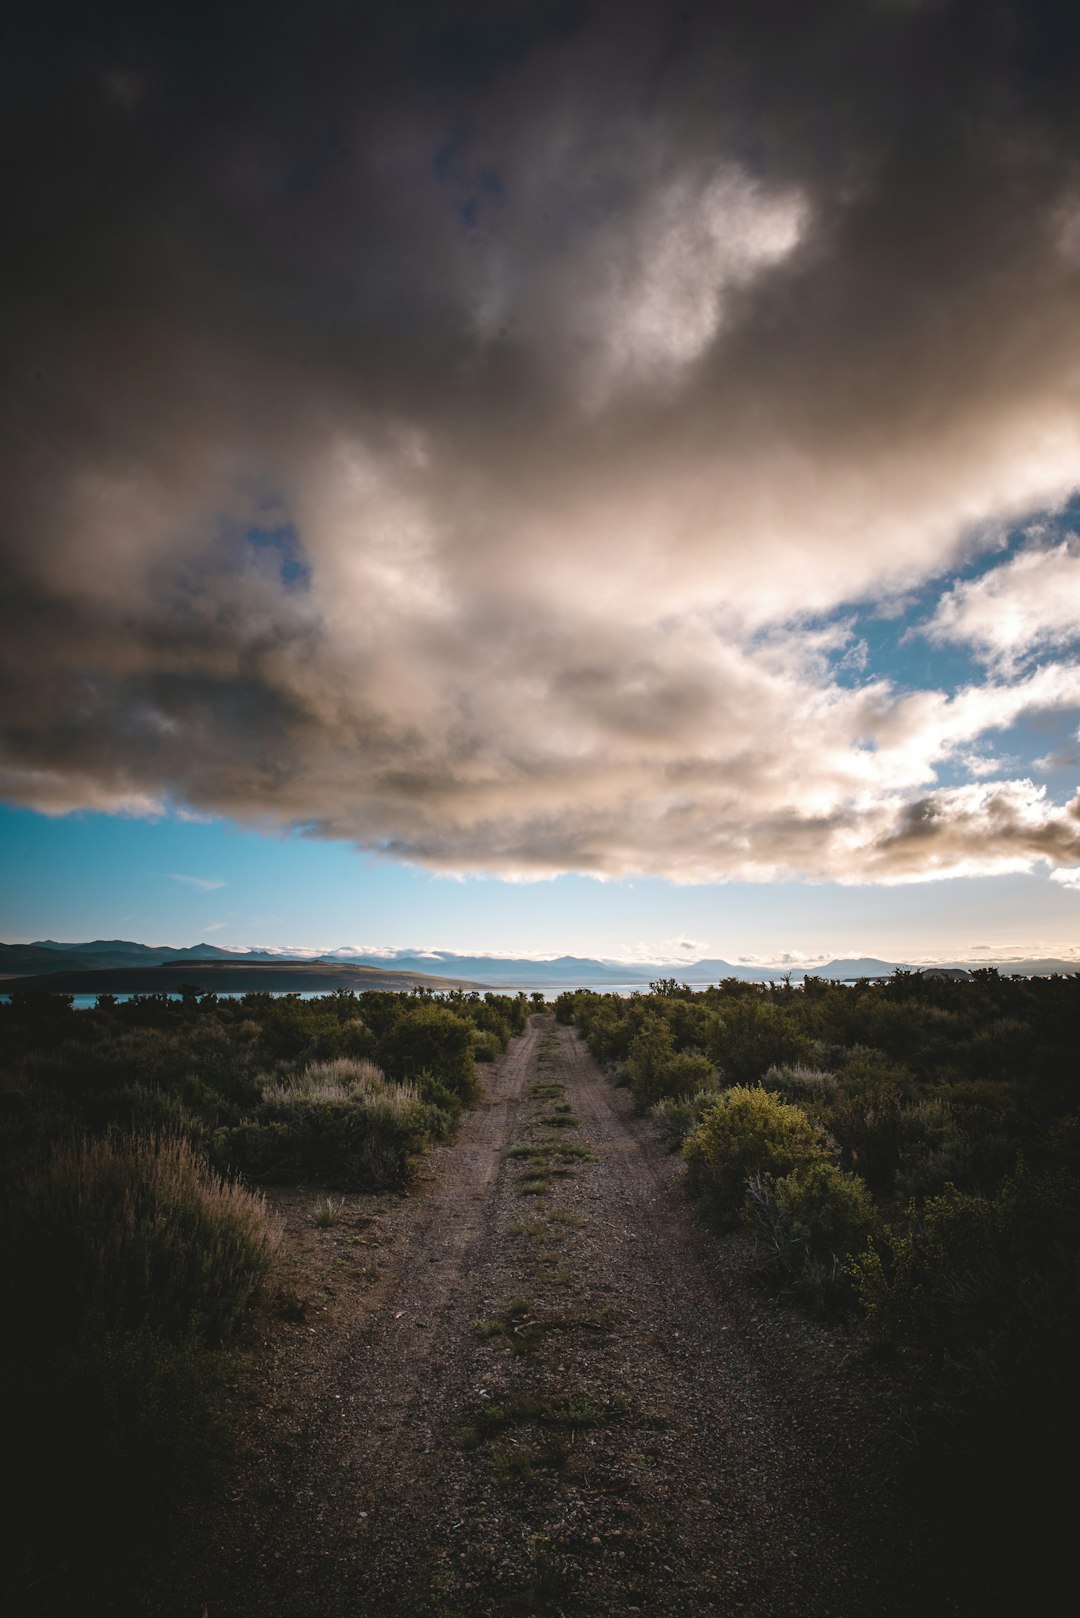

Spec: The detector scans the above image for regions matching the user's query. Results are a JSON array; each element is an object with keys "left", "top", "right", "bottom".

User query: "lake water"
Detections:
[{"left": 0, "top": 982, "right": 671, "bottom": 1009}]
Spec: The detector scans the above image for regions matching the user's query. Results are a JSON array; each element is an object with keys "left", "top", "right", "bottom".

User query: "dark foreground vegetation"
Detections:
[
  {"left": 0, "top": 985, "right": 528, "bottom": 1613},
  {"left": 4, "top": 972, "right": 1076, "bottom": 1613},
  {"left": 557, "top": 971, "right": 1080, "bottom": 1610}
]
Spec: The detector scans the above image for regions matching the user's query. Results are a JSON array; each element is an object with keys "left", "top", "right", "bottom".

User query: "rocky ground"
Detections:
[{"left": 153, "top": 1014, "right": 949, "bottom": 1618}]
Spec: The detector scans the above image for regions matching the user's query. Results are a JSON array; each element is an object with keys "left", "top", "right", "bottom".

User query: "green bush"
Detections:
[
  {"left": 18, "top": 1017, "right": 261, "bottom": 1126},
  {"left": 471, "top": 999, "right": 513, "bottom": 1049},
  {"left": 583, "top": 999, "right": 640, "bottom": 1064},
  {"left": 472, "top": 1030, "right": 503, "bottom": 1063},
  {"left": 0, "top": 985, "right": 505, "bottom": 1610},
  {"left": 744, "top": 1160, "right": 876, "bottom": 1310},
  {"left": 102, "top": 1079, "right": 210, "bottom": 1148},
  {"left": 850, "top": 1165, "right": 1080, "bottom": 1568},
  {"left": 645, "top": 1052, "right": 717, "bottom": 1108},
  {"left": 706, "top": 998, "right": 811, "bottom": 1085},
  {"left": 649, "top": 1088, "right": 721, "bottom": 1152},
  {"left": 410, "top": 1066, "right": 466, "bottom": 1136},
  {"left": 626, "top": 1016, "right": 718, "bottom": 1110},
  {"left": 683, "top": 1085, "right": 831, "bottom": 1222},
  {"left": 852, "top": 1170, "right": 1080, "bottom": 1400},
  {"left": 553, "top": 991, "right": 578, "bottom": 1025},
  {"left": 796, "top": 1051, "right": 913, "bottom": 1195},
  {"left": 377, "top": 1004, "right": 478, "bottom": 1105}
]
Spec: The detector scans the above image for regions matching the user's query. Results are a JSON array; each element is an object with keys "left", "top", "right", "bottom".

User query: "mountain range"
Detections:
[
  {"left": 316, "top": 949, "right": 909, "bottom": 985},
  {"left": 1, "top": 939, "right": 1076, "bottom": 991}
]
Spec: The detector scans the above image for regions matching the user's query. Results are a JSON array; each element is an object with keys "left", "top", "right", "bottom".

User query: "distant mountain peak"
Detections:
[{"left": 4, "top": 937, "right": 1075, "bottom": 988}]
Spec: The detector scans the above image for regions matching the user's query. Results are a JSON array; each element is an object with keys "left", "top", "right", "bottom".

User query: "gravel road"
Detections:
[{"left": 155, "top": 1015, "right": 937, "bottom": 1618}]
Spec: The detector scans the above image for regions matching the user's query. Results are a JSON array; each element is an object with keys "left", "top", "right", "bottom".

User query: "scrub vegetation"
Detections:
[
  {"left": 557, "top": 971, "right": 1080, "bottom": 1590},
  {"left": 0, "top": 984, "right": 525, "bottom": 1613},
  {"left": 4, "top": 971, "right": 1076, "bottom": 1613}
]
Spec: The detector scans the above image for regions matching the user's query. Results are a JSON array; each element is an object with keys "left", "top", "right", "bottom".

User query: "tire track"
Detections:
[
  {"left": 546, "top": 1019, "right": 920, "bottom": 1617},
  {"left": 164, "top": 1019, "right": 540, "bottom": 1618}
]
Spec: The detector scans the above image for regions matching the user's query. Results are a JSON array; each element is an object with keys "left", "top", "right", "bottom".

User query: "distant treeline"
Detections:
[
  {"left": 0, "top": 984, "right": 532, "bottom": 1615},
  {"left": 556, "top": 971, "right": 1080, "bottom": 1611}
]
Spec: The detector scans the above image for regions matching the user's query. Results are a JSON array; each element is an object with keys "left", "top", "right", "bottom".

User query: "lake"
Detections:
[{"left": 0, "top": 982, "right": 673, "bottom": 1008}]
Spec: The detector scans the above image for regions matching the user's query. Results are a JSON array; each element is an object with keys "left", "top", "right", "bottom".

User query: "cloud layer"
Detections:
[{"left": 3, "top": 0, "right": 1080, "bottom": 884}]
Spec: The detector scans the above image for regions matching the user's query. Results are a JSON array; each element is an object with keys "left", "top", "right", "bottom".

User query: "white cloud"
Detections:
[
  {"left": 616, "top": 937, "right": 711, "bottom": 963},
  {"left": 925, "top": 539, "right": 1080, "bottom": 667},
  {"left": 1049, "top": 865, "right": 1080, "bottom": 890},
  {"left": 169, "top": 873, "right": 226, "bottom": 892},
  {"left": 847, "top": 779, "right": 1080, "bottom": 884},
  {"left": 572, "top": 165, "right": 808, "bottom": 407},
  {"left": 958, "top": 751, "right": 1015, "bottom": 778},
  {"left": 738, "top": 950, "right": 830, "bottom": 965}
]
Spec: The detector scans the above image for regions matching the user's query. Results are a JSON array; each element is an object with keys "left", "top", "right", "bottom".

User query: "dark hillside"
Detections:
[
  {"left": 3, "top": 959, "right": 488, "bottom": 994},
  {"left": 2, "top": 940, "right": 244, "bottom": 975}
]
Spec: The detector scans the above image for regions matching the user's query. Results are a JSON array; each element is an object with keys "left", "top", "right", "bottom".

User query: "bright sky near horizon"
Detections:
[{"left": 3, "top": 2, "right": 1080, "bottom": 964}]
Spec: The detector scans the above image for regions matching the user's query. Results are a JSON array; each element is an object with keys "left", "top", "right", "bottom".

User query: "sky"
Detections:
[{"left": 3, "top": 0, "right": 1080, "bottom": 965}]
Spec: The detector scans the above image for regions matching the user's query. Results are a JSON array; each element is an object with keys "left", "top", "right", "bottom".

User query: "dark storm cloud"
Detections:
[{"left": 5, "top": 0, "right": 1080, "bottom": 880}]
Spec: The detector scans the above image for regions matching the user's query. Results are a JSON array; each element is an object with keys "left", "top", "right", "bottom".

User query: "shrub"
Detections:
[
  {"left": 849, "top": 1165, "right": 1080, "bottom": 1605},
  {"left": 411, "top": 1066, "right": 465, "bottom": 1136},
  {"left": 706, "top": 997, "right": 811, "bottom": 1085},
  {"left": 471, "top": 999, "right": 513, "bottom": 1049},
  {"left": 894, "top": 1097, "right": 1018, "bottom": 1202},
  {"left": 8, "top": 1132, "right": 278, "bottom": 1348},
  {"left": 553, "top": 991, "right": 579, "bottom": 1025},
  {"left": 583, "top": 999, "right": 639, "bottom": 1065},
  {"left": 23, "top": 1017, "right": 261, "bottom": 1127},
  {"left": 223, "top": 1059, "right": 432, "bottom": 1189},
  {"left": 472, "top": 1030, "right": 503, "bottom": 1063},
  {"left": 635, "top": 1050, "right": 717, "bottom": 1111},
  {"left": 820, "top": 1083, "right": 907, "bottom": 1195},
  {"left": 850, "top": 1165, "right": 1080, "bottom": 1573},
  {"left": 799, "top": 1050, "right": 917, "bottom": 1195},
  {"left": 761, "top": 1063, "right": 839, "bottom": 1105},
  {"left": 683, "top": 1085, "right": 831, "bottom": 1222},
  {"left": 649, "top": 1089, "right": 723, "bottom": 1152},
  {"left": 2, "top": 1133, "right": 276, "bottom": 1610},
  {"left": 102, "top": 1078, "right": 210, "bottom": 1148},
  {"left": 744, "top": 1160, "right": 876, "bottom": 1310},
  {"left": 276, "top": 1056, "right": 384, "bottom": 1094},
  {"left": 851, "top": 1170, "right": 1080, "bottom": 1405},
  {"left": 377, "top": 1004, "right": 478, "bottom": 1105},
  {"left": 626, "top": 1015, "right": 718, "bottom": 1110}
]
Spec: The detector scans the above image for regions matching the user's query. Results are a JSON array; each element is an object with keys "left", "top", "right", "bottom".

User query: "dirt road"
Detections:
[{"left": 160, "top": 1015, "right": 929, "bottom": 1618}]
